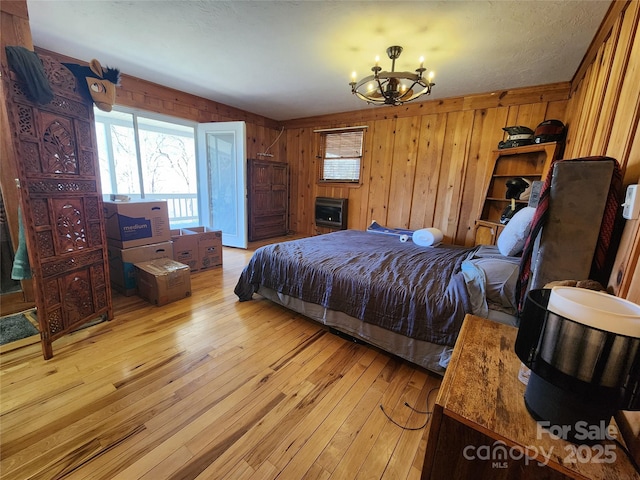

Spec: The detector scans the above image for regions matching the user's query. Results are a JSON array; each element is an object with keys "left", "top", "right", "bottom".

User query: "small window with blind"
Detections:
[{"left": 319, "top": 129, "right": 364, "bottom": 183}]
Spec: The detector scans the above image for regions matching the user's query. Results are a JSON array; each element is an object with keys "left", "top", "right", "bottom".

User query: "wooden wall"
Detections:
[
  {"left": 283, "top": 83, "right": 569, "bottom": 246},
  {"left": 561, "top": 0, "right": 640, "bottom": 459},
  {"left": 34, "top": 49, "right": 287, "bottom": 165},
  {"left": 565, "top": 3, "right": 640, "bottom": 454},
  {"left": 561, "top": 0, "right": 640, "bottom": 302}
]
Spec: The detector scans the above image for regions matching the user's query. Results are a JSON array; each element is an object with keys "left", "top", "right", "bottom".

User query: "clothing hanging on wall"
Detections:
[
  {"left": 11, "top": 206, "right": 31, "bottom": 281},
  {"left": 5, "top": 45, "right": 54, "bottom": 104}
]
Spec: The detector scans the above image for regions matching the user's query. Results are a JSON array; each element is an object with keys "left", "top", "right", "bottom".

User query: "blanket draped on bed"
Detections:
[{"left": 234, "top": 230, "right": 477, "bottom": 347}]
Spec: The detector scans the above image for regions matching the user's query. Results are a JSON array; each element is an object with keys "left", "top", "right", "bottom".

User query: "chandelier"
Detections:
[{"left": 349, "top": 46, "right": 435, "bottom": 106}]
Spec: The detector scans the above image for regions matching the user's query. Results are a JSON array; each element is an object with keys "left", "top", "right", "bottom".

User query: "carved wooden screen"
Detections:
[{"left": 3, "top": 53, "right": 112, "bottom": 359}]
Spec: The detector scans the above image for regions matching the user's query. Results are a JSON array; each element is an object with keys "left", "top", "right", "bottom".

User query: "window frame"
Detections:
[
  {"left": 317, "top": 127, "right": 366, "bottom": 185},
  {"left": 93, "top": 106, "right": 200, "bottom": 228}
]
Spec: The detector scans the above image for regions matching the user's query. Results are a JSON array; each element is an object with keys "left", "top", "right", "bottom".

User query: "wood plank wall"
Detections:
[
  {"left": 33, "top": 48, "right": 287, "bottom": 167},
  {"left": 282, "top": 86, "right": 569, "bottom": 246},
  {"left": 531, "top": 1, "right": 640, "bottom": 459},
  {"left": 561, "top": 0, "right": 639, "bottom": 301}
]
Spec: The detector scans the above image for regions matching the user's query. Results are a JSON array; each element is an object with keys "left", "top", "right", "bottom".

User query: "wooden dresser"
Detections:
[
  {"left": 421, "top": 315, "right": 639, "bottom": 480},
  {"left": 247, "top": 158, "right": 288, "bottom": 241}
]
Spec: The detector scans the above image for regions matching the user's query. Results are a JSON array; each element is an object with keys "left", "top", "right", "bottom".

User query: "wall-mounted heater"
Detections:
[{"left": 315, "top": 197, "right": 348, "bottom": 230}]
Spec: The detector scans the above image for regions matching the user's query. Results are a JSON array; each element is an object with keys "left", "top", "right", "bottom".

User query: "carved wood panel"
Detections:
[
  {"left": 3, "top": 53, "right": 112, "bottom": 358},
  {"left": 248, "top": 159, "right": 289, "bottom": 241}
]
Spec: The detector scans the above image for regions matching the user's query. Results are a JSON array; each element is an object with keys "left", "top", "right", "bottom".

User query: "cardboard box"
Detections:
[
  {"left": 107, "top": 241, "right": 174, "bottom": 296},
  {"left": 170, "top": 229, "right": 199, "bottom": 271},
  {"left": 104, "top": 200, "right": 171, "bottom": 248},
  {"left": 135, "top": 258, "right": 191, "bottom": 306},
  {"left": 182, "top": 227, "right": 223, "bottom": 270}
]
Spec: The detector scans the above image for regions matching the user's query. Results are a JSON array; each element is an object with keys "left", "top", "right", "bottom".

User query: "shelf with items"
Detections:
[{"left": 474, "top": 142, "right": 562, "bottom": 245}]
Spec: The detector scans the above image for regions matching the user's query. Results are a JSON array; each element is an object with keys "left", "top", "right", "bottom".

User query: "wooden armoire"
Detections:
[
  {"left": 2, "top": 52, "right": 113, "bottom": 359},
  {"left": 248, "top": 158, "right": 289, "bottom": 241}
]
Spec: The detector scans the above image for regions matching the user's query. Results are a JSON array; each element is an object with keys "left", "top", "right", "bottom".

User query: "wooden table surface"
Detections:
[{"left": 427, "top": 314, "right": 639, "bottom": 480}]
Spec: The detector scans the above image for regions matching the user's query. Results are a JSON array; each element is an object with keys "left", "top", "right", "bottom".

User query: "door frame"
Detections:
[{"left": 197, "top": 121, "right": 248, "bottom": 249}]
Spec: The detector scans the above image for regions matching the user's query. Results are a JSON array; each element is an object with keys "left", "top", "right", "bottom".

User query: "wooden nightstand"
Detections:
[{"left": 421, "top": 314, "right": 639, "bottom": 480}]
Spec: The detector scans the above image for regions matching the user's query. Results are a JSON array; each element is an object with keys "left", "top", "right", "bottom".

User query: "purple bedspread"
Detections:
[{"left": 234, "top": 230, "right": 477, "bottom": 346}]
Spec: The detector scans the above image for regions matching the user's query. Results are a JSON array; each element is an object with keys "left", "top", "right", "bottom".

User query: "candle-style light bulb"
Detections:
[
  {"left": 419, "top": 56, "right": 424, "bottom": 69},
  {"left": 375, "top": 55, "right": 380, "bottom": 67},
  {"left": 428, "top": 71, "right": 435, "bottom": 81},
  {"left": 351, "top": 71, "right": 357, "bottom": 82}
]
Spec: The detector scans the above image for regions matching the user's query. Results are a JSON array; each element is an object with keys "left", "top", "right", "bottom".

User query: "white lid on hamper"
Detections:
[{"left": 547, "top": 286, "right": 640, "bottom": 338}]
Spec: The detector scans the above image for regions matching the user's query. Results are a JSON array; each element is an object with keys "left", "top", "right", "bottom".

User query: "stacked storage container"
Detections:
[{"left": 104, "top": 200, "right": 174, "bottom": 296}]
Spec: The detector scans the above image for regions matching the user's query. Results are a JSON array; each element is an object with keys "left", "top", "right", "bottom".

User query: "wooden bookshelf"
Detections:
[{"left": 474, "top": 142, "right": 562, "bottom": 245}]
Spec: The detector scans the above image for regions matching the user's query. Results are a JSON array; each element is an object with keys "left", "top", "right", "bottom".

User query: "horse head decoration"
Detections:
[{"left": 62, "top": 59, "right": 120, "bottom": 112}]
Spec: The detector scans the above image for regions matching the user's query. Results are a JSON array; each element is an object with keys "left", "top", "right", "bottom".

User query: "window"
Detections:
[
  {"left": 94, "top": 107, "right": 199, "bottom": 228},
  {"left": 319, "top": 129, "right": 364, "bottom": 183}
]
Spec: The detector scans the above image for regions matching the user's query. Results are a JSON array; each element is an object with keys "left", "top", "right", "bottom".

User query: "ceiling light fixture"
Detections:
[{"left": 349, "top": 46, "right": 435, "bottom": 106}]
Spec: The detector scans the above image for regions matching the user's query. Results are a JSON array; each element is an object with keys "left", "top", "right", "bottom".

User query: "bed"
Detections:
[
  {"left": 234, "top": 228, "right": 522, "bottom": 373},
  {"left": 234, "top": 158, "right": 619, "bottom": 375}
]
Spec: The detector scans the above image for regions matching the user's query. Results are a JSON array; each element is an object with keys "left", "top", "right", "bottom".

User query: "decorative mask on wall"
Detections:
[{"left": 62, "top": 59, "right": 120, "bottom": 112}]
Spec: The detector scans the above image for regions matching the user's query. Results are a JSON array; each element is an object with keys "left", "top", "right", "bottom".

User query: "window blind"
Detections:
[{"left": 321, "top": 130, "right": 364, "bottom": 182}]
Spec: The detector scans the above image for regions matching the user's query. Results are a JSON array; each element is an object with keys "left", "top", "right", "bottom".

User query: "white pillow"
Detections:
[{"left": 497, "top": 206, "right": 536, "bottom": 256}]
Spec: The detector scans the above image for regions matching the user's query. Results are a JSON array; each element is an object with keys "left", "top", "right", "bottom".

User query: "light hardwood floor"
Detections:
[{"left": 0, "top": 240, "right": 441, "bottom": 480}]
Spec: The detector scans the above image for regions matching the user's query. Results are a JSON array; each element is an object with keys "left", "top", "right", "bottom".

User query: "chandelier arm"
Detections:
[
  {"left": 353, "top": 91, "right": 386, "bottom": 105},
  {"left": 398, "top": 80, "right": 432, "bottom": 101},
  {"left": 351, "top": 74, "right": 376, "bottom": 91},
  {"left": 360, "top": 97, "right": 388, "bottom": 105},
  {"left": 375, "top": 77, "right": 387, "bottom": 98},
  {"left": 350, "top": 47, "right": 435, "bottom": 106}
]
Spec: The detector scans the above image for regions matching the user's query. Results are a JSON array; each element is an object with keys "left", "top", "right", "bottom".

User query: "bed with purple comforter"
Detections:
[
  {"left": 234, "top": 161, "right": 618, "bottom": 373},
  {"left": 235, "top": 229, "right": 475, "bottom": 346},
  {"left": 235, "top": 229, "right": 520, "bottom": 372}
]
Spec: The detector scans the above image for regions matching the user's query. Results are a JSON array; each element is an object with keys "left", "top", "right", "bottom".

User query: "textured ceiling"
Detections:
[{"left": 26, "top": 0, "right": 611, "bottom": 121}]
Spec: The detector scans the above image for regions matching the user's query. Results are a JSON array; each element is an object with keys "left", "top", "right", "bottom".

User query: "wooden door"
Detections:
[
  {"left": 248, "top": 159, "right": 288, "bottom": 241},
  {"left": 197, "top": 121, "right": 248, "bottom": 248},
  {"left": 3, "top": 53, "right": 112, "bottom": 359}
]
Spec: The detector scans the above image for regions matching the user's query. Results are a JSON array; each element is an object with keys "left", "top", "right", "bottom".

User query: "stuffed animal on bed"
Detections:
[{"left": 62, "top": 59, "right": 120, "bottom": 112}]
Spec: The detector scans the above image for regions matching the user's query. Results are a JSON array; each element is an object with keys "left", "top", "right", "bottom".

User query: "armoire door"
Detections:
[
  {"left": 248, "top": 158, "right": 289, "bottom": 241},
  {"left": 3, "top": 53, "right": 112, "bottom": 359}
]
